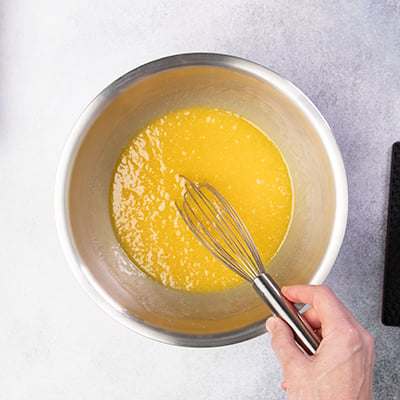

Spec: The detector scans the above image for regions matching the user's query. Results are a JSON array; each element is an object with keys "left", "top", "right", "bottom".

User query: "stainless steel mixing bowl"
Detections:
[{"left": 55, "top": 53, "right": 348, "bottom": 347}]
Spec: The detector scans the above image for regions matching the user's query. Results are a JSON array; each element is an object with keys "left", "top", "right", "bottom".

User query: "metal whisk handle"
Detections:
[{"left": 253, "top": 273, "right": 321, "bottom": 355}]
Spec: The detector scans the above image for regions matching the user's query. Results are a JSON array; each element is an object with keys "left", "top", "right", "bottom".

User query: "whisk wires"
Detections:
[{"left": 175, "top": 176, "right": 265, "bottom": 282}]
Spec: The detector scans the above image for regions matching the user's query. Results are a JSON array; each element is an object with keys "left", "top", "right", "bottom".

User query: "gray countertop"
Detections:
[{"left": 1, "top": 1, "right": 399, "bottom": 399}]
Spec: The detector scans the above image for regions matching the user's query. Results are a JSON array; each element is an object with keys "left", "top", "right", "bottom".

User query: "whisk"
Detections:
[{"left": 176, "top": 176, "right": 320, "bottom": 355}]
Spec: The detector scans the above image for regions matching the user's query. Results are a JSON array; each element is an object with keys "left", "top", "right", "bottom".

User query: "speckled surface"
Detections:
[{"left": 1, "top": 1, "right": 399, "bottom": 399}]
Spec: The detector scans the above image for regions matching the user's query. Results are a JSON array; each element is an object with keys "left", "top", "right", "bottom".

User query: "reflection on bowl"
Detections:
[{"left": 55, "top": 53, "right": 348, "bottom": 347}]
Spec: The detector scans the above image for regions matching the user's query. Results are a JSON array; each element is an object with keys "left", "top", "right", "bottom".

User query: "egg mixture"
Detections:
[{"left": 110, "top": 107, "right": 292, "bottom": 292}]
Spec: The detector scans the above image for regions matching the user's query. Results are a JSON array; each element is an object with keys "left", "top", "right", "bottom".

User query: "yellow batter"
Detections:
[{"left": 110, "top": 107, "right": 292, "bottom": 292}]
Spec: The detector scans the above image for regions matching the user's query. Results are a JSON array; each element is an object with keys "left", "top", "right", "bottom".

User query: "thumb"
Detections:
[{"left": 266, "top": 317, "right": 306, "bottom": 368}]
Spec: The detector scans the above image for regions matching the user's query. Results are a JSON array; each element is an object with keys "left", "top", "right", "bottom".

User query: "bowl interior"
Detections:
[{"left": 64, "top": 60, "right": 344, "bottom": 345}]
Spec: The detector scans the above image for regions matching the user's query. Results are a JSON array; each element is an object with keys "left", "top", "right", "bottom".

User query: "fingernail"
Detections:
[{"left": 266, "top": 317, "right": 276, "bottom": 332}]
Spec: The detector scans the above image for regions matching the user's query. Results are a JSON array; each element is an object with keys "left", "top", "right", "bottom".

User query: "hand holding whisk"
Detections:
[{"left": 176, "top": 176, "right": 320, "bottom": 355}]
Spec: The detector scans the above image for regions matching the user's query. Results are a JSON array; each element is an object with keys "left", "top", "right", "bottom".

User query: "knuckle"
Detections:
[
  {"left": 339, "top": 325, "right": 363, "bottom": 350},
  {"left": 347, "top": 326, "right": 364, "bottom": 344},
  {"left": 346, "top": 326, "right": 361, "bottom": 339},
  {"left": 364, "top": 330, "right": 374, "bottom": 345},
  {"left": 340, "top": 325, "right": 376, "bottom": 359},
  {"left": 312, "top": 285, "right": 337, "bottom": 308},
  {"left": 316, "top": 285, "right": 335, "bottom": 298},
  {"left": 360, "top": 330, "right": 376, "bottom": 366},
  {"left": 363, "top": 331, "right": 376, "bottom": 353},
  {"left": 313, "top": 285, "right": 335, "bottom": 302}
]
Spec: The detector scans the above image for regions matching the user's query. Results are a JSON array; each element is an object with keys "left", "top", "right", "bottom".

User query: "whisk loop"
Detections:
[
  {"left": 176, "top": 176, "right": 321, "bottom": 355},
  {"left": 177, "top": 178, "right": 262, "bottom": 282}
]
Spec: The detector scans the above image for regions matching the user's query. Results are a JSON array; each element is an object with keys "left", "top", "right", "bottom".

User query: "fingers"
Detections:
[
  {"left": 281, "top": 285, "right": 356, "bottom": 330},
  {"left": 282, "top": 285, "right": 336, "bottom": 307},
  {"left": 266, "top": 317, "right": 306, "bottom": 368},
  {"left": 298, "top": 306, "right": 321, "bottom": 330}
]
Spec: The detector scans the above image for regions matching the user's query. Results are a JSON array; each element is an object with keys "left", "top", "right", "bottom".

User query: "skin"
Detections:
[{"left": 266, "top": 285, "right": 376, "bottom": 400}]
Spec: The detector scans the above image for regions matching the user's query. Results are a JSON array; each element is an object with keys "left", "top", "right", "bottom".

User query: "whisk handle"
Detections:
[{"left": 253, "top": 273, "right": 321, "bottom": 355}]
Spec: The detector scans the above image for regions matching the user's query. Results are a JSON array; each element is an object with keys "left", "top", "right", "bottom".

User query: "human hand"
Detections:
[{"left": 266, "top": 285, "right": 375, "bottom": 400}]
